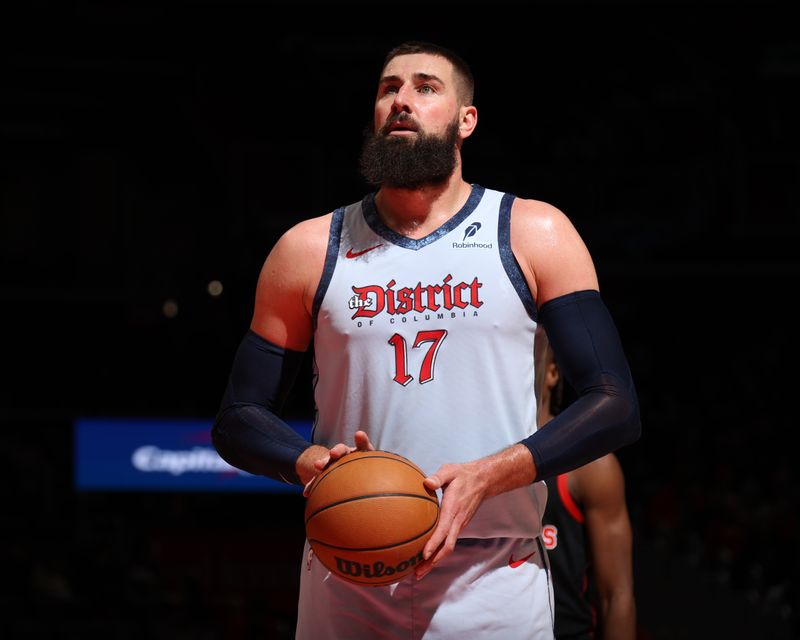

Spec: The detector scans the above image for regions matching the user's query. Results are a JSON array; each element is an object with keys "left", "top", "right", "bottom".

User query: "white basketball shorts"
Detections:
[{"left": 296, "top": 536, "right": 554, "bottom": 639}]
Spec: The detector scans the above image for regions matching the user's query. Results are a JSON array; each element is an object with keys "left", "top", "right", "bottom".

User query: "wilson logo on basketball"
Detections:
[
  {"left": 348, "top": 273, "right": 483, "bottom": 319},
  {"left": 334, "top": 551, "right": 424, "bottom": 579}
]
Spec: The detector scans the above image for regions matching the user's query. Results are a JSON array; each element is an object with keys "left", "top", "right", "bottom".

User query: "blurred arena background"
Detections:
[{"left": 2, "top": 2, "right": 797, "bottom": 638}]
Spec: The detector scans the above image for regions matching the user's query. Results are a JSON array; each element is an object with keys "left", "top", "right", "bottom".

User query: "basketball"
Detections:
[{"left": 304, "top": 450, "right": 440, "bottom": 587}]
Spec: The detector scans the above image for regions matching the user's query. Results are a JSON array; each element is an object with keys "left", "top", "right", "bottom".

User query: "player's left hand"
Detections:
[{"left": 415, "top": 460, "right": 489, "bottom": 580}]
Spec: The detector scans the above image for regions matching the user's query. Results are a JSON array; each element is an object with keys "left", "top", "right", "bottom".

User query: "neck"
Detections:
[{"left": 374, "top": 171, "right": 472, "bottom": 239}]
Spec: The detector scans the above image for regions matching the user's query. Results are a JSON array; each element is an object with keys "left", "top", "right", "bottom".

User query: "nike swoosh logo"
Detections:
[
  {"left": 346, "top": 244, "right": 383, "bottom": 259},
  {"left": 508, "top": 551, "right": 536, "bottom": 569}
]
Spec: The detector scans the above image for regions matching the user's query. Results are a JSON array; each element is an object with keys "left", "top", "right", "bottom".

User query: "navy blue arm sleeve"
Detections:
[
  {"left": 211, "top": 330, "right": 312, "bottom": 485},
  {"left": 520, "top": 290, "right": 641, "bottom": 481}
]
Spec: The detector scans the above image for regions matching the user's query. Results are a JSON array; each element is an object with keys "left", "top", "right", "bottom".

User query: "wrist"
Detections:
[
  {"left": 295, "top": 444, "right": 328, "bottom": 486},
  {"left": 480, "top": 444, "right": 537, "bottom": 498}
]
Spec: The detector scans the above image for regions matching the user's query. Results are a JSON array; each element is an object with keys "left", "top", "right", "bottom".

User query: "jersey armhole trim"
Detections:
[
  {"left": 498, "top": 193, "right": 538, "bottom": 321},
  {"left": 557, "top": 473, "right": 585, "bottom": 524},
  {"left": 311, "top": 207, "right": 345, "bottom": 329}
]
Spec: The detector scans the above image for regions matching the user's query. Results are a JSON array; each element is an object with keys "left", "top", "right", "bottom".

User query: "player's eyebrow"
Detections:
[{"left": 379, "top": 72, "right": 445, "bottom": 86}]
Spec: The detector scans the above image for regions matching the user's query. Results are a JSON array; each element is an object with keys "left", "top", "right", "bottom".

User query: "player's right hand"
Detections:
[{"left": 301, "top": 430, "right": 375, "bottom": 496}]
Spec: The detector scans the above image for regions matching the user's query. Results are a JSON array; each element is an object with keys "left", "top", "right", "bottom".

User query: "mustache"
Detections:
[{"left": 378, "top": 113, "right": 420, "bottom": 136}]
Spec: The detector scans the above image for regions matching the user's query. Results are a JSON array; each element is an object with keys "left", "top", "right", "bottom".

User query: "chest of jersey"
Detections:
[
  {"left": 311, "top": 185, "right": 545, "bottom": 539},
  {"left": 316, "top": 186, "right": 534, "bottom": 360}
]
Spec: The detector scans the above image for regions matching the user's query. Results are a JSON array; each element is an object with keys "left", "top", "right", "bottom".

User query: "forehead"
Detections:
[{"left": 381, "top": 53, "right": 456, "bottom": 83}]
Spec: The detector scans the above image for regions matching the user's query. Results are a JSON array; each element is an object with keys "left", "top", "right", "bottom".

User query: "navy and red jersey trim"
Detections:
[{"left": 557, "top": 473, "right": 585, "bottom": 524}]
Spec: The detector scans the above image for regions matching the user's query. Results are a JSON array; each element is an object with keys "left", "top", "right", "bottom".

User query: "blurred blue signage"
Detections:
[{"left": 74, "top": 416, "right": 311, "bottom": 492}]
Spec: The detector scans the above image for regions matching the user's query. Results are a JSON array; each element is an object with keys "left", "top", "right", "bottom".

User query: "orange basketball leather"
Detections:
[{"left": 305, "top": 450, "right": 439, "bottom": 586}]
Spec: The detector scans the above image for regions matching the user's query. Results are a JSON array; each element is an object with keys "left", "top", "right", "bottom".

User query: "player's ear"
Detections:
[{"left": 458, "top": 105, "right": 477, "bottom": 140}]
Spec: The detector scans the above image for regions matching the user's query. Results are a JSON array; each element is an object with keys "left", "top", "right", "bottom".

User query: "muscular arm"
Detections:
[
  {"left": 513, "top": 199, "right": 640, "bottom": 479},
  {"left": 250, "top": 216, "right": 328, "bottom": 350},
  {"left": 212, "top": 215, "right": 347, "bottom": 486},
  {"left": 418, "top": 199, "right": 639, "bottom": 577},
  {"left": 572, "top": 454, "right": 636, "bottom": 639}
]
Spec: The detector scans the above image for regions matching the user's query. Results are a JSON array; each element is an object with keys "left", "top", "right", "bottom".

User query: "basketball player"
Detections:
[
  {"left": 212, "top": 41, "right": 640, "bottom": 639},
  {"left": 536, "top": 326, "right": 636, "bottom": 639}
]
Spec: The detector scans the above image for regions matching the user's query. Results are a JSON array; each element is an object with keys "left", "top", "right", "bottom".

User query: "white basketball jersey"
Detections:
[{"left": 311, "top": 185, "right": 547, "bottom": 539}]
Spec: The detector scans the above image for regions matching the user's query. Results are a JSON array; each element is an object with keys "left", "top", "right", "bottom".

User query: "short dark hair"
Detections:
[{"left": 382, "top": 41, "right": 475, "bottom": 105}]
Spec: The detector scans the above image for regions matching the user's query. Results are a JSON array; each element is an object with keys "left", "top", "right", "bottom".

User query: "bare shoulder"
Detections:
[
  {"left": 250, "top": 211, "right": 334, "bottom": 350},
  {"left": 509, "top": 197, "right": 598, "bottom": 306},
  {"left": 510, "top": 197, "right": 572, "bottom": 232},
  {"left": 571, "top": 453, "right": 627, "bottom": 506},
  {"left": 577, "top": 452, "right": 625, "bottom": 480},
  {"left": 258, "top": 212, "right": 332, "bottom": 284},
  {"left": 271, "top": 212, "right": 333, "bottom": 260}
]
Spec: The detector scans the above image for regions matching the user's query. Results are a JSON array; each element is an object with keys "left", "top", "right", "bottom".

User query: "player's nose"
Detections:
[{"left": 390, "top": 86, "right": 413, "bottom": 114}]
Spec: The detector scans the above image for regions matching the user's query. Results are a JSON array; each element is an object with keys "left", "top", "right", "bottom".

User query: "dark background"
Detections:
[{"left": 2, "top": 2, "right": 798, "bottom": 638}]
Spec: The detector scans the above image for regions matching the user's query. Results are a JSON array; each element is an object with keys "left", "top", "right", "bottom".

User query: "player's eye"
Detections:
[{"left": 418, "top": 84, "right": 435, "bottom": 94}]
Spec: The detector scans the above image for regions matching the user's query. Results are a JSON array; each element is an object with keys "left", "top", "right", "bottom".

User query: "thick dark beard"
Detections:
[{"left": 358, "top": 120, "right": 460, "bottom": 190}]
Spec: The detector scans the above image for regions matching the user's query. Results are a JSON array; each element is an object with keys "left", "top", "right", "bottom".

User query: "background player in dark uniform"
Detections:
[{"left": 536, "top": 326, "right": 636, "bottom": 639}]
